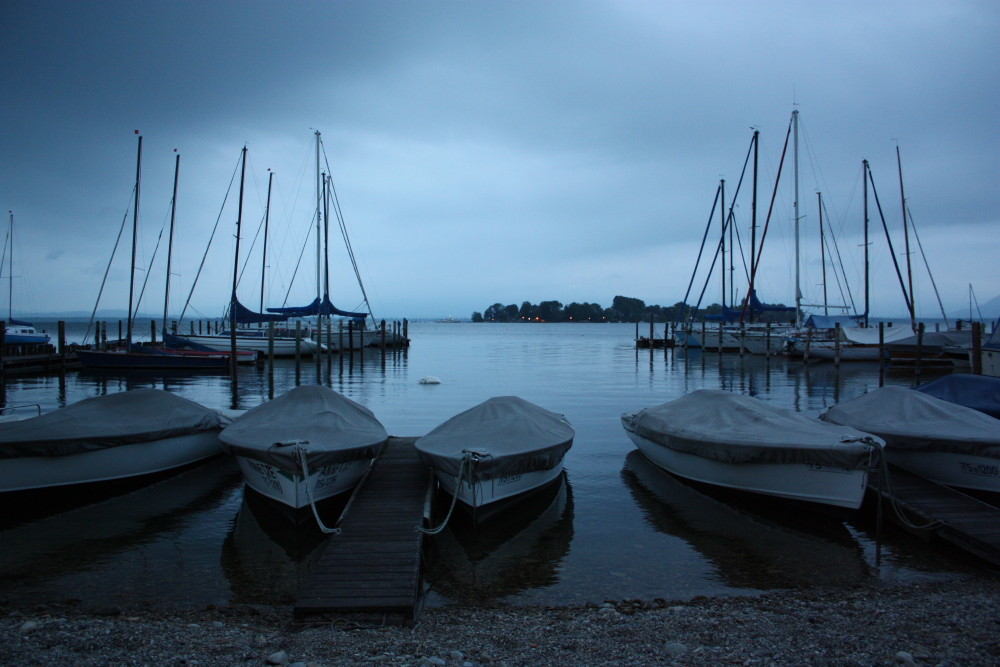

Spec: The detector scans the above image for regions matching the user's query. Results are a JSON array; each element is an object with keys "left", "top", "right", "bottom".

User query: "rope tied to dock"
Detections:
[
  {"left": 872, "top": 445, "right": 944, "bottom": 533},
  {"left": 418, "top": 450, "right": 475, "bottom": 535},
  {"left": 275, "top": 440, "right": 342, "bottom": 535}
]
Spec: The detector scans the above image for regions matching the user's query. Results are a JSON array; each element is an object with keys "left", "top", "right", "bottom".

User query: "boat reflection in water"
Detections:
[
  {"left": 424, "top": 473, "right": 574, "bottom": 604},
  {"left": 221, "top": 488, "right": 334, "bottom": 605},
  {"left": 622, "top": 450, "right": 870, "bottom": 590},
  {"left": 0, "top": 456, "right": 242, "bottom": 611}
]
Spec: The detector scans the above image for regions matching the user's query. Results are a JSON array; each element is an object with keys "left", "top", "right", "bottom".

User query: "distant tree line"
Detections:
[{"left": 471, "top": 295, "right": 794, "bottom": 323}]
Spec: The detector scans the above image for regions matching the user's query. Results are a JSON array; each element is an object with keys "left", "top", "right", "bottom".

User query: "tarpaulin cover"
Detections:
[
  {"left": 884, "top": 329, "right": 972, "bottom": 351},
  {"left": 914, "top": 374, "right": 1000, "bottom": 419},
  {"left": 415, "top": 396, "right": 574, "bottom": 481},
  {"left": 821, "top": 385, "right": 1000, "bottom": 457},
  {"left": 0, "top": 388, "right": 228, "bottom": 459},
  {"left": 622, "top": 389, "right": 881, "bottom": 469},
  {"left": 803, "top": 314, "right": 863, "bottom": 329},
  {"left": 219, "top": 385, "right": 386, "bottom": 472},
  {"left": 837, "top": 325, "right": 915, "bottom": 345}
]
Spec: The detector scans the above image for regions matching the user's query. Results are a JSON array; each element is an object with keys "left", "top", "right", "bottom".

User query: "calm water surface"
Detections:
[{"left": 0, "top": 322, "right": 982, "bottom": 612}]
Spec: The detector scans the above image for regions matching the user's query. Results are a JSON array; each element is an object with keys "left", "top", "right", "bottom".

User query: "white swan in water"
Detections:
[{"left": 419, "top": 376, "right": 442, "bottom": 385}]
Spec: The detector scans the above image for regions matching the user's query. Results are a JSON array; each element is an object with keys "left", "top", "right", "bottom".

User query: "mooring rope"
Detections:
[
  {"left": 418, "top": 452, "right": 473, "bottom": 535},
  {"left": 874, "top": 449, "right": 944, "bottom": 532},
  {"left": 293, "top": 442, "right": 342, "bottom": 534}
]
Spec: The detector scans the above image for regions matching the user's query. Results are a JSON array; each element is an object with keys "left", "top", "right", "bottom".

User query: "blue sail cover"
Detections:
[
  {"left": 230, "top": 295, "right": 287, "bottom": 324},
  {"left": 267, "top": 294, "right": 367, "bottom": 320},
  {"left": 705, "top": 289, "right": 796, "bottom": 321}
]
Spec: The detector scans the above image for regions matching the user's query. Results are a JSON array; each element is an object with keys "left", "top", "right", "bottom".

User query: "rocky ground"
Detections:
[{"left": 2, "top": 576, "right": 998, "bottom": 666}]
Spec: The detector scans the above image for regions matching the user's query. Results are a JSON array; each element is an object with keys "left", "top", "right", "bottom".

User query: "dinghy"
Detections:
[
  {"left": 219, "top": 385, "right": 387, "bottom": 512},
  {"left": 821, "top": 385, "right": 1000, "bottom": 494},
  {"left": 621, "top": 389, "right": 882, "bottom": 510},
  {"left": 0, "top": 388, "right": 230, "bottom": 493},
  {"left": 416, "top": 396, "right": 574, "bottom": 520}
]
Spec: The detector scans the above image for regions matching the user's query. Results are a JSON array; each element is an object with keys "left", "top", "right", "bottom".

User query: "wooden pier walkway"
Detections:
[
  {"left": 295, "top": 437, "right": 432, "bottom": 625},
  {"left": 870, "top": 465, "right": 1000, "bottom": 567}
]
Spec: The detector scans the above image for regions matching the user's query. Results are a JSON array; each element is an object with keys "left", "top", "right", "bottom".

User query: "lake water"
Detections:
[{"left": 0, "top": 321, "right": 983, "bottom": 612}]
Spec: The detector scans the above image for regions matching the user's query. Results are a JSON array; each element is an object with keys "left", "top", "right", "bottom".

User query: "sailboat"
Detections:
[
  {"left": 167, "top": 145, "right": 325, "bottom": 358},
  {"left": 76, "top": 136, "right": 232, "bottom": 370},
  {"left": 260, "top": 130, "right": 400, "bottom": 351},
  {"left": 1, "top": 212, "right": 51, "bottom": 348}
]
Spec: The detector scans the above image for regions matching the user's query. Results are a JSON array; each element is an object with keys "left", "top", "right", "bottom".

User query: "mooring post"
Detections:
[
  {"left": 57, "top": 321, "right": 66, "bottom": 369},
  {"left": 972, "top": 321, "right": 983, "bottom": 375},
  {"left": 878, "top": 322, "right": 886, "bottom": 386},
  {"left": 295, "top": 320, "right": 302, "bottom": 370},
  {"left": 834, "top": 322, "right": 842, "bottom": 367}
]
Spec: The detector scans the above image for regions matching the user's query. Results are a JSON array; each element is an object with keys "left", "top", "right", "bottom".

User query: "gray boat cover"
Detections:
[
  {"left": 415, "top": 396, "right": 574, "bottom": 481},
  {"left": 0, "top": 388, "right": 227, "bottom": 459},
  {"left": 914, "top": 374, "right": 1000, "bottom": 419},
  {"left": 622, "top": 389, "right": 881, "bottom": 469},
  {"left": 821, "top": 385, "right": 1000, "bottom": 457},
  {"left": 219, "top": 385, "right": 387, "bottom": 471}
]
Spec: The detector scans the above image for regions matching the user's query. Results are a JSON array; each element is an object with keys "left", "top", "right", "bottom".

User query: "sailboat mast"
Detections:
[
  {"left": 315, "top": 131, "right": 322, "bottom": 309},
  {"left": 261, "top": 170, "right": 273, "bottom": 315},
  {"left": 163, "top": 151, "right": 180, "bottom": 336},
  {"left": 751, "top": 130, "right": 758, "bottom": 281},
  {"left": 897, "top": 145, "right": 916, "bottom": 328},
  {"left": 323, "top": 173, "right": 331, "bottom": 302},
  {"left": 792, "top": 109, "right": 801, "bottom": 327},
  {"left": 7, "top": 211, "right": 12, "bottom": 322},
  {"left": 720, "top": 179, "right": 726, "bottom": 310},
  {"left": 818, "top": 191, "right": 827, "bottom": 315},
  {"left": 863, "top": 159, "right": 870, "bottom": 326},
  {"left": 230, "top": 146, "right": 247, "bottom": 373},
  {"left": 127, "top": 133, "right": 142, "bottom": 351}
]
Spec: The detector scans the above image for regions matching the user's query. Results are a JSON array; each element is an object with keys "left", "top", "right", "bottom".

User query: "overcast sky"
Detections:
[{"left": 2, "top": 1, "right": 998, "bottom": 322}]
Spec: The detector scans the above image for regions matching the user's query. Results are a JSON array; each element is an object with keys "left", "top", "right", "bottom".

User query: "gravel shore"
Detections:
[{"left": 3, "top": 576, "right": 998, "bottom": 666}]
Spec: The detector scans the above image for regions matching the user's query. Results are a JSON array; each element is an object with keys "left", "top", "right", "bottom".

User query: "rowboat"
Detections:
[
  {"left": 821, "top": 385, "right": 1000, "bottom": 494},
  {"left": 621, "top": 389, "right": 882, "bottom": 510},
  {"left": 0, "top": 388, "right": 230, "bottom": 493},
  {"left": 416, "top": 396, "right": 574, "bottom": 521},
  {"left": 219, "top": 385, "right": 387, "bottom": 514}
]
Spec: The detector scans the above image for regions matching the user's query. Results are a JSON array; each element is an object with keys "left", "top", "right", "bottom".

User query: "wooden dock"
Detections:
[
  {"left": 295, "top": 437, "right": 432, "bottom": 625},
  {"left": 870, "top": 465, "right": 1000, "bottom": 567}
]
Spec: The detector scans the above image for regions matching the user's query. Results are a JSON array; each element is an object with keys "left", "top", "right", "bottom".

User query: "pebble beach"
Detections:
[{"left": 3, "top": 576, "right": 998, "bottom": 666}]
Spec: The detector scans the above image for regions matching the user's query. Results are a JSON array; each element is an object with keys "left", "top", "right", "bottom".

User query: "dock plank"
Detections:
[
  {"left": 295, "top": 437, "right": 431, "bottom": 624},
  {"left": 870, "top": 465, "right": 1000, "bottom": 566}
]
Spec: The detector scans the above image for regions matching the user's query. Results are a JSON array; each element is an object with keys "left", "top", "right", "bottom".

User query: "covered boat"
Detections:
[
  {"left": 621, "top": 389, "right": 882, "bottom": 510},
  {"left": 0, "top": 388, "right": 229, "bottom": 493},
  {"left": 821, "top": 385, "right": 1000, "bottom": 494},
  {"left": 914, "top": 373, "right": 1000, "bottom": 419},
  {"left": 415, "top": 396, "right": 574, "bottom": 518},
  {"left": 219, "top": 385, "right": 387, "bottom": 512}
]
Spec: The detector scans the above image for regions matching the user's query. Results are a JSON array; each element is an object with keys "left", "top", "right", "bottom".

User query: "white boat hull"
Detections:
[
  {"left": 624, "top": 430, "right": 869, "bottom": 510},
  {"left": 806, "top": 343, "right": 884, "bottom": 362},
  {"left": 434, "top": 463, "right": 565, "bottom": 510},
  {"left": 0, "top": 431, "right": 223, "bottom": 493},
  {"left": 886, "top": 450, "right": 999, "bottom": 494},
  {"left": 976, "top": 347, "right": 1000, "bottom": 377},
  {"left": 234, "top": 455, "right": 372, "bottom": 509},
  {"left": 180, "top": 334, "right": 324, "bottom": 356},
  {"left": 739, "top": 328, "right": 794, "bottom": 355}
]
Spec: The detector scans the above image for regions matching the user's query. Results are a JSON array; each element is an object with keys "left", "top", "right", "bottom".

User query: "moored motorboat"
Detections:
[
  {"left": 621, "top": 389, "right": 882, "bottom": 510},
  {"left": 219, "top": 385, "right": 387, "bottom": 514},
  {"left": 415, "top": 396, "right": 574, "bottom": 520},
  {"left": 820, "top": 385, "right": 1000, "bottom": 494},
  {"left": 0, "top": 388, "right": 231, "bottom": 493}
]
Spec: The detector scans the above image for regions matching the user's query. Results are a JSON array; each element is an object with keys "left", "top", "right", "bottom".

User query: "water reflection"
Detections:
[
  {"left": 424, "top": 474, "right": 574, "bottom": 604},
  {"left": 220, "top": 490, "right": 332, "bottom": 605},
  {"left": 0, "top": 457, "right": 242, "bottom": 611},
  {"left": 622, "top": 450, "right": 871, "bottom": 589}
]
